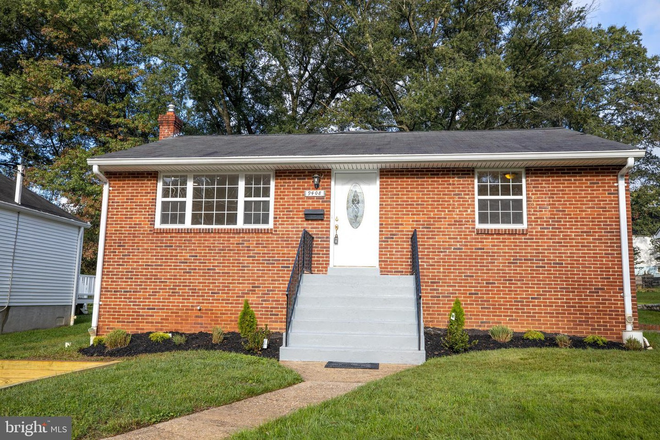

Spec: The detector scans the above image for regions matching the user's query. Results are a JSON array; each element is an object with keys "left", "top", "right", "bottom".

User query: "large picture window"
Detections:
[
  {"left": 475, "top": 170, "right": 526, "bottom": 228},
  {"left": 157, "top": 172, "right": 273, "bottom": 228}
]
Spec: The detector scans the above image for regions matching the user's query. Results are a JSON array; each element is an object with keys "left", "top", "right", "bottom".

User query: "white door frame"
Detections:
[{"left": 329, "top": 169, "right": 380, "bottom": 268}]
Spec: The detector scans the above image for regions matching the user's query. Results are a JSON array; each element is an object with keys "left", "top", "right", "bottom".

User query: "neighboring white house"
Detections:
[
  {"left": 633, "top": 233, "right": 659, "bottom": 276},
  {"left": 0, "top": 169, "right": 89, "bottom": 333}
]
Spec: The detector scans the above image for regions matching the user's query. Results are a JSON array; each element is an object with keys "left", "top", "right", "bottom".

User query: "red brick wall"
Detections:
[
  {"left": 99, "top": 166, "right": 636, "bottom": 341},
  {"left": 98, "top": 170, "right": 330, "bottom": 334},
  {"left": 380, "top": 167, "right": 636, "bottom": 341}
]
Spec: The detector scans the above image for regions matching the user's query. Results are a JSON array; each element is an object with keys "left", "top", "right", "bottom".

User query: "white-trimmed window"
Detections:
[
  {"left": 475, "top": 170, "right": 526, "bottom": 228},
  {"left": 156, "top": 172, "right": 274, "bottom": 228}
]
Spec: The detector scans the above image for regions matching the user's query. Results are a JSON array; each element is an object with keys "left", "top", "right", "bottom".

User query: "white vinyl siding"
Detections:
[{"left": 0, "top": 208, "right": 80, "bottom": 306}]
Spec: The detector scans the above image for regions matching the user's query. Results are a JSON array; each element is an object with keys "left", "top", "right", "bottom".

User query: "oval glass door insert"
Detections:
[{"left": 346, "top": 183, "right": 365, "bottom": 229}]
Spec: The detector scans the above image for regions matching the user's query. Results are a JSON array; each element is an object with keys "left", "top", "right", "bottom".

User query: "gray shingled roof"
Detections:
[
  {"left": 91, "top": 128, "right": 638, "bottom": 161},
  {"left": 0, "top": 174, "right": 87, "bottom": 224}
]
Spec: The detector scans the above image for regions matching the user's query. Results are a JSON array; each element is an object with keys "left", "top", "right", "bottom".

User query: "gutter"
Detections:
[
  {"left": 90, "top": 165, "right": 110, "bottom": 344},
  {"left": 0, "top": 200, "right": 90, "bottom": 228},
  {"left": 618, "top": 158, "right": 644, "bottom": 344}
]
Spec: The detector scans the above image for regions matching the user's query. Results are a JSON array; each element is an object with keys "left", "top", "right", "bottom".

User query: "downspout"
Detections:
[
  {"left": 618, "top": 158, "right": 635, "bottom": 333},
  {"left": 70, "top": 226, "right": 85, "bottom": 326},
  {"left": 90, "top": 165, "right": 109, "bottom": 344}
]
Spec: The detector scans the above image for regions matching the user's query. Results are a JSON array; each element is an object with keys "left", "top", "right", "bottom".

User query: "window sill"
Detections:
[
  {"left": 475, "top": 228, "right": 527, "bottom": 235},
  {"left": 153, "top": 227, "right": 274, "bottom": 234}
]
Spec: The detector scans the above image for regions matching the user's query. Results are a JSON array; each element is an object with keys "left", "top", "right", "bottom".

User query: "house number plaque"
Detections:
[{"left": 304, "top": 190, "right": 326, "bottom": 197}]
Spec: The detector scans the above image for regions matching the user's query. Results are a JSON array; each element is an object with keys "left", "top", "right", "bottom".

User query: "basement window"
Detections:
[
  {"left": 156, "top": 172, "right": 274, "bottom": 228},
  {"left": 475, "top": 170, "right": 527, "bottom": 228}
]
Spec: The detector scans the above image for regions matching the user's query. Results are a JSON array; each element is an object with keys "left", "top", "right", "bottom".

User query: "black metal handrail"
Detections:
[
  {"left": 284, "top": 230, "right": 314, "bottom": 347},
  {"left": 411, "top": 230, "right": 422, "bottom": 350}
]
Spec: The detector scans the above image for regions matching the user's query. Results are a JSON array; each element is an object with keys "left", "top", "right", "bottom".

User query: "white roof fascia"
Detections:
[
  {"left": 87, "top": 149, "right": 646, "bottom": 169},
  {"left": 0, "top": 200, "right": 91, "bottom": 228}
]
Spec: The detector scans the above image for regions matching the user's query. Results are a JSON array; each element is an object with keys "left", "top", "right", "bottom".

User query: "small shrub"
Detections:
[
  {"left": 244, "top": 325, "right": 272, "bottom": 352},
  {"left": 523, "top": 330, "right": 545, "bottom": 341},
  {"left": 441, "top": 298, "right": 477, "bottom": 353},
  {"left": 105, "top": 329, "right": 131, "bottom": 349},
  {"left": 238, "top": 300, "right": 257, "bottom": 338},
  {"left": 92, "top": 336, "right": 105, "bottom": 346},
  {"left": 212, "top": 326, "right": 224, "bottom": 344},
  {"left": 149, "top": 332, "right": 171, "bottom": 343},
  {"left": 172, "top": 334, "right": 187, "bottom": 345},
  {"left": 624, "top": 337, "right": 643, "bottom": 351},
  {"left": 555, "top": 334, "right": 571, "bottom": 348},
  {"left": 489, "top": 325, "right": 513, "bottom": 343},
  {"left": 584, "top": 335, "right": 608, "bottom": 346}
]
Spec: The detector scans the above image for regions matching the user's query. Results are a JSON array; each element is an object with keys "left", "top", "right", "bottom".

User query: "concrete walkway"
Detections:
[
  {"left": 0, "top": 360, "right": 119, "bottom": 389},
  {"left": 106, "top": 361, "right": 412, "bottom": 440}
]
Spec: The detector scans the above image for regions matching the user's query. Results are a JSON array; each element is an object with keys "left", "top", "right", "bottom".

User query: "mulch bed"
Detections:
[{"left": 80, "top": 328, "right": 624, "bottom": 360}]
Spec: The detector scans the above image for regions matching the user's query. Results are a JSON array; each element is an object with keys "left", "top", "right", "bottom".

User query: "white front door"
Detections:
[{"left": 331, "top": 171, "right": 379, "bottom": 267}]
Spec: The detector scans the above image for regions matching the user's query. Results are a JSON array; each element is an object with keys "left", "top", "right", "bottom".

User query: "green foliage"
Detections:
[
  {"left": 92, "top": 336, "right": 105, "bottom": 346},
  {"left": 149, "top": 332, "right": 171, "bottom": 343},
  {"left": 624, "top": 337, "right": 644, "bottom": 351},
  {"left": 244, "top": 325, "right": 272, "bottom": 353},
  {"left": 212, "top": 326, "right": 224, "bottom": 344},
  {"left": 238, "top": 300, "right": 257, "bottom": 338},
  {"left": 104, "top": 329, "right": 131, "bottom": 349},
  {"left": 172, "top": 334, "right": 186, "bottom": 346},
  {"left": 523, "top": 330, "right": 545, "bottom": 341},
  {"left": 555, "top": 334, "right": 572, "bottom": 348},
  {"left": 442, "top": 298, "right": 476, "bottom": 353},
  {"left": 584, "top": 335, "right": 608, "bottom": 346},
  {"left": 489, "top": 325, "right": 513, "bottom": 343}
]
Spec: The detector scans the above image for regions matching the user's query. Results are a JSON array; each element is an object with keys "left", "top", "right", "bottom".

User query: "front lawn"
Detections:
[
  {"left": 0, "top": 315, "right": 92, "bottom": 360},
  {"left": 1, "top": 351, "right": 302, "bottom": 440},
  {"left": 233, "top": 349, "right": 659, "bottom": 439},
  {"left": 637, "top": 288, "right": 660, "bottom": 304}
]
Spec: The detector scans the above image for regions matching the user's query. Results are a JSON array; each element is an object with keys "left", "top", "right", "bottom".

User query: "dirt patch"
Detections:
[{"left": 80, "top": 328, "right": 624, "bottom": 360}]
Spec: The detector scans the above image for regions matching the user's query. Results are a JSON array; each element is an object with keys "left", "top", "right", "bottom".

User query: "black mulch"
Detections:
[{"left": 79, "top": 328, "right": 624, "bottom": 360}]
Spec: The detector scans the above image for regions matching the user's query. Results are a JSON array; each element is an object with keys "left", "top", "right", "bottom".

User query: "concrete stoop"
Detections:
[{"left": 280, "top": 268, "right": 426, "bottom": 365}]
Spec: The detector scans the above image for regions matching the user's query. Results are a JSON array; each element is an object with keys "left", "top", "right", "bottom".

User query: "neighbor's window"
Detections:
[
  {"left": 475, "top": 170, "right": 526, "bottom": 228},
  {"left": 157, "top": 173, "right": 273, "bottom": 228}
]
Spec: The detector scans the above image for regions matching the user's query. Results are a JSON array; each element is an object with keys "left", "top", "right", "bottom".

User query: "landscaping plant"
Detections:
[
  {"left": 104, "top": 329, "right": 131, "bottom": 349},
  {"left": 92, "top": 336, "right": 105, "bottom": 346},
  {"left": 172, "top": 334, "right": 187, "bottom": 345},
  {"left": 624, "top": 337, "right": 644, "bottom": 351},
  {"left": 149, "top": 332, "right": 171, "bottom": 343},
  {"left": 489, "top": 325, "right": 513, "bottom": 343},
  {"left": 584, "top": 335, "right": 608, "bottom": 346},
  {"left": 442, "top": 298, "right": 476, "bottom": 353},
  {"left": 212, "top": 326, "right": 224, "bottom": 344},
  {"left": 555, "top": 334, "right": 571, "bottom": 348},
  {"left": 238, "top": 300, "right": 257, "bottom": 338},
  {"left": 523, "top": 330, "right": 545, "bottom": 341},
  {"left": 244, "top": 325, "right": 272, "bottom": 353}
]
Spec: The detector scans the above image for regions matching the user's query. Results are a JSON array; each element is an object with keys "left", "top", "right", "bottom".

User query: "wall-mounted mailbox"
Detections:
[{"left": 304, "top": 209, "right": 325, "bottom": 221}]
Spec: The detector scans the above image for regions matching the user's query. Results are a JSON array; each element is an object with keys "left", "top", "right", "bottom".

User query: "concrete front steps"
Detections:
[{"left": 280, "top": 268, "right": 426, "bottom": 365}]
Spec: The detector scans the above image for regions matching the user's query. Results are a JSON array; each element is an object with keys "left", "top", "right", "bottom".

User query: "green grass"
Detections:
[
  {"left": 637, "top": 288, "right": 660, "bottom": 304},
  {"left": 0, "top": 314, "right": 92, "bottom": 360},
  {"left": 1, "top": 351, "right": 302, "bottom": 440},
  {"left": 233, "top": 349, "right": 660, "bottom": 439},
  {"left": 639, "top": 309, "right": 660, "bottom": 325},
  {"left": 644, "top": 331, "right": 660, "bottom": 348}
]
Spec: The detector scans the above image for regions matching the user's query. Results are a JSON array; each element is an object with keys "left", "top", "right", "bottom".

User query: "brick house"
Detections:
[{"left": 87, "top": 107, "right": 645, "bottom": 363}]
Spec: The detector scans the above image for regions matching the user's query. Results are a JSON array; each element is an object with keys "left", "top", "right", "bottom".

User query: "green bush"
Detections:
[
  {"left": 172, "top": 334, "right": 187, "bottom": 345},
  {"left": 555, "top": 334, "right": 571, "bottom": 348},
  {"left": 92, "top": 336, "right": 105, "bottom": 346},
  {"left": 523, "top": 330, "right": 545, "bottom": 341},
  {"left": 441, "top": 298, "right": 476, "bottom": 353},
  {"left": 238, "top": 300, "right": 257, "bottom": 338},
  {"left": 212, "top": 326, "right": 224, "bottom": 344},
  {"left": 149, "top": 332, "right": 171, "bottom": 343},
  {"left": 489, "top": 325, "right": 513, "bottom": 343},
  {"left": 584, "top": 335, "right": 608, "bottom": 346},
  {"left": 244, "top": 325, "right": 272, "bottom": 352},
  {"left": 105, "top": 329, "right": 131, "bottom": 349},
  {"left": 624, "top": 337, "right": 643, "bottom": 351}
]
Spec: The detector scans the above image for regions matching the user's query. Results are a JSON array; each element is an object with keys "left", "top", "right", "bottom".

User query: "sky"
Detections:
[{"left": 573, "top": 0, "right": 660, "bottom": 56}]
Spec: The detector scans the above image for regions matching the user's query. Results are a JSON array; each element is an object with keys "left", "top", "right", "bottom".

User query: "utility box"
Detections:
[{"left": 304, "top": 209, "right": 324, "bottom": 220}]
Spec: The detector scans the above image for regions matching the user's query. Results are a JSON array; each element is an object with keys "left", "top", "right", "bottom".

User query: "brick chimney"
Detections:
[{"left": 157, "top": 104, "right": 183, "bottom": 140}]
